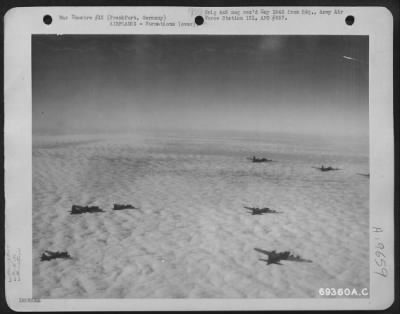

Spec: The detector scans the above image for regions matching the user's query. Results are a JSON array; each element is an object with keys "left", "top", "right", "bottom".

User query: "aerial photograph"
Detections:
[{"left": 32, "top": 35, "right": 369, "bottom": 298}]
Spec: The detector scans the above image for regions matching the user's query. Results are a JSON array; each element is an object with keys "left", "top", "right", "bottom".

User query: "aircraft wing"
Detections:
[{"left": 254, "top": 248, "right": 271, "bottom": 256}]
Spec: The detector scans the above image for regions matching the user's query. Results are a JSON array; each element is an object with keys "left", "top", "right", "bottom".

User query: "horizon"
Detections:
[{"left": 33, "top": 35, "right": 369, "bottom": 137}]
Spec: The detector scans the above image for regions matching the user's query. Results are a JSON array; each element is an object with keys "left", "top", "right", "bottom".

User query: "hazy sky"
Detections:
[{"left": 32, "top": 35, "right": 368, "bottom": 136}]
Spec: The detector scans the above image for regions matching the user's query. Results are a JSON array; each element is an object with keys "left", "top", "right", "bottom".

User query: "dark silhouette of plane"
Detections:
[
  {"left": 254, "top": 248, "right": 312, "bottom": 265},
  {"left": 70, "top": 205, "right": 104, "bottom": 214},
  {"left": 312, "top": 165, "right": 341, "bottom": 172},
  {"left": 244, "top": 206, "right": 280, "bottom": 215},
  {"left": 248, "top": 156, "right": 275, "bottom": 163},
  {"left": 40, "top": 250, "right": 71, "bottom": 261},
  {"left": 113, "top": 203, "right": 138, "bottom": 210}
]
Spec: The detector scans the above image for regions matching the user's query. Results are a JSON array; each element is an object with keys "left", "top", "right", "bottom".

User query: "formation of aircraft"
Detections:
[
  {"left": 70, "top": 204, "right": 139, "bottom": 214},
  {"left": 248, "top": 157, "right": 370, "bottom": 178},
  {"left": 248, "top": 156, "right": 370, "bottom": 178}
]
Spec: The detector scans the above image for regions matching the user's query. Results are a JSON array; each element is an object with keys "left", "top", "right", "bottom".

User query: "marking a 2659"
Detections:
[{"left": 372, "top": 226, "right": 388, "bottom": 278}]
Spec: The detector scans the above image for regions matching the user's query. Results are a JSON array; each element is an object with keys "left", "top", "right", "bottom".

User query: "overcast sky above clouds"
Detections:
[{"left": 32, "top": 35, "right": 368, "bottom": 136}]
